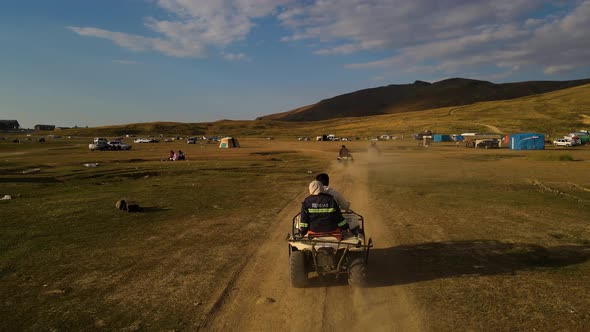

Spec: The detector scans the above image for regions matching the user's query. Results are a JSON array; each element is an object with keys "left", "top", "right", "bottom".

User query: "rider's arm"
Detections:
[
  {"left": 327, "top": 188, "right": 350, "bottom": 211},
  {"left": 333, "top": 202, "right": 349, "bottom": 231},
  {"left": 300, "top": 201, "right": 309, "bottom": 235}
]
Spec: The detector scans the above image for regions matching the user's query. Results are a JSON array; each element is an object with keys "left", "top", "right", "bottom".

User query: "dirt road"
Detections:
[{"left": 202, "top": 156, "right": 425, "bottom": 331}]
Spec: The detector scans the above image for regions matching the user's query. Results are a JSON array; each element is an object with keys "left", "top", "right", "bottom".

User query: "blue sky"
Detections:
[{"left": 1, "top": 0, "right": 590, "bottom": 128}]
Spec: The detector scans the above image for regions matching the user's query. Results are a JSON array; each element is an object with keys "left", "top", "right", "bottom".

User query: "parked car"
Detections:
[
  {"left": 107, "top": 141, "right": 131, "bottom": 150},
  {"left": 89, "top": 140, "right": 109, "bottom": 151},
  {"left": 476, "top": 139, "right": 499, "bottom": 149},
  {"left": 187, "top": 137, "right": 196, "bottom": 144},
  {"left": 134, "top": 138, "right": 152, "bottom": 143},
  {"left": 553, "top": 139, "right": 573, "bottom": 147}
]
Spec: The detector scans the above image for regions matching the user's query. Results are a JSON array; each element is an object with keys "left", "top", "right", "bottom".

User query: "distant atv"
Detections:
[
  {"left": 337, "top": 155, "right": 353, "bottom": 162},
  {"left": 337, "top": 146, "right": 353, "bottom": 162},
  {"left": 287, "top": 211, "right": 373, "bottom": 287}
]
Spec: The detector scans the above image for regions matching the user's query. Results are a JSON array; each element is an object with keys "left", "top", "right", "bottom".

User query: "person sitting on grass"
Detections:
[
  {"left": 178, "top": 150, "right": 185, "bottom": 160},
  {"left": 169, "top": 150, "right": 175, "bottom": 161}
]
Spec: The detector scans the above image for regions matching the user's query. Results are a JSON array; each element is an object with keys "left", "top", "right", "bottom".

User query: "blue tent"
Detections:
[
  {"left": 510, "top": 133, "right": 545, "bottom": 150},
  {"left": 454, "top": 135, "right": 465, "bottom": 141},
  {"left": 433, "top": 134, "right": 451, "bottom": 142}
]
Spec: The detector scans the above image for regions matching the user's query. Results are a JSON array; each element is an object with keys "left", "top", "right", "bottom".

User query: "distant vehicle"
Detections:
[
  {"left": 89, "top": 140, "right": 108, "bottom": 151},
  {"left": 107, "top": 141, "right": 131, "bottom": 150},
  {"left": 187, "top": 137, "right": 196, "bottom": 144},
  {"left": 134, "top": 138, "right": 158, "bottom": 143},
  {"left": 94, "top": 137, "right": 108, "bottom": 144},
  {"left": 476, "top": 139, "right": 499, "bottom": 149},
  {"left": 553, "top": 139, "right": 573, "bottom": 147}
]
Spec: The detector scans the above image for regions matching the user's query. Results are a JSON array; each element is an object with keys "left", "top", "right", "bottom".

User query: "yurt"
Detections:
[
  {"left": 219, "top": 137, "right": 240, "bottom": 148},
  {"left": 509, "top": 133, "right": 545, "bottom": 150}
]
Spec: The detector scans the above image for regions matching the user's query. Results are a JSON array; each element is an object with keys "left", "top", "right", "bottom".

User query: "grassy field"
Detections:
[
  {"left": 366, "top": 142, "right": 590, "bottom": 330},
  {"left": 0, "top": 137, "right": 331, "bottom": 330},
  {"left": 1, "top": 135, "right": 590, "bottom": 330}
]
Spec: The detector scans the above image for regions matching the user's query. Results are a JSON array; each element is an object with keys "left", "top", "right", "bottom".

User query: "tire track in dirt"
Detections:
[
  {"left": 202, "top": 155, "right": 424, "bottom": 331},
  {"left": 477, "top": 123, "right": 502, "bottom": 134}
]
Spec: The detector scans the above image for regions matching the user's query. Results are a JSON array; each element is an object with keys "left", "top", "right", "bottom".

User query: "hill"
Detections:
[
  {"left": 257, "top": 78, "right": 590, "bottom": 122},
  {"left": 61, "top": 83, "right": 590, "bottom": 138}
]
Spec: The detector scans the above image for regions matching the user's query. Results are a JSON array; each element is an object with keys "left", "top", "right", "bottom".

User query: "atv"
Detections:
[
  {"left": 287, "top": 210, "right": 373, "bottom": 287},
  {"left": 337, "top": 155, "right": 354, "bottom": 162}
]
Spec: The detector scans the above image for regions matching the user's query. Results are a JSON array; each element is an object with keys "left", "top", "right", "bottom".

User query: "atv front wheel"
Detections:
[
  {"left": 348, "top": 258, "right": 367, "bottom": 287},
  {"left": 290, "top": 251, "right": 308, "bottom": 288}
]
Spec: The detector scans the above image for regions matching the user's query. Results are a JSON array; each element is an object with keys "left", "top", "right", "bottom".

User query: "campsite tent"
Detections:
[
  {"left": 433, "top": 134, "right": 451, "bottom": 142},
  {"left": 509, "top": 133, "right": 545, "bottom": 150},
  {"left": 219, "top": 137, "right": 240, "bottom": 148}
]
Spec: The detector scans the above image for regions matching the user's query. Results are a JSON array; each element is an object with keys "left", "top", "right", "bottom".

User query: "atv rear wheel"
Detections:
[
  {"left": 348, "top": 258, "right": 367, "bottom": 287},
  {"left": 290, "top": 251, "right": 308, "bottom": 288}
]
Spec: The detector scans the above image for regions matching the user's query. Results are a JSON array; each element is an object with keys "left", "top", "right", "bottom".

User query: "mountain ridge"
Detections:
[{"left": 257, "top": 77, "right": 590, "bottom": 122}]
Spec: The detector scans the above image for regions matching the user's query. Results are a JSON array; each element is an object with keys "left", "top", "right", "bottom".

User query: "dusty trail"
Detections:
[{"left": 203, "top": 155, "right": 424, "bottom": 331}]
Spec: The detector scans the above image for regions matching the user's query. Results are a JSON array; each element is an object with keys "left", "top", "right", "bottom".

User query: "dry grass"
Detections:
[
  {"left": 0, "top": 137, "right": 331, "bottom": 331},
  {"left": 365, "top": 140, "right": 590, "bottom": 331}
]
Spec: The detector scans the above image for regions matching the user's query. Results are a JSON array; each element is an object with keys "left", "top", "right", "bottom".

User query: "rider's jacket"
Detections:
[{"left": 300, "top": 193, "right": 348, "bottom": 234}]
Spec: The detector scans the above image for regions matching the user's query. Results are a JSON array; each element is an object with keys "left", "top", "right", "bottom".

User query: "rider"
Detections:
[
  {"left": 300, "top": 180, "right": 348, "bottom": 237},
  {"left": 339, "top": 145, "right": 351, "bottom": 158},
  {"left": 315, "top": 173, "right": 350, "bottom": 211}
]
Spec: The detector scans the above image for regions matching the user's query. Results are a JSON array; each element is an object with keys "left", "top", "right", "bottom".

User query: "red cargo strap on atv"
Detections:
[{"left": 307, "top": 229, "right": 341, "bottom": 241}]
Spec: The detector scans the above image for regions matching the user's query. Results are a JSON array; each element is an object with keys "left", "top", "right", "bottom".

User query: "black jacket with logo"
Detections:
[{"left": 300, "top": 193, "right": 348, "bottom": 234}]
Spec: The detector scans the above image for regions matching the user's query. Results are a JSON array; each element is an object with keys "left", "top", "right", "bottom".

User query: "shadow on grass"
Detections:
[
  {"left": 0, "top": 177, "right": 61, "bottom": 183},
  {"left": 366, "top": 240, "right": 590, "bottom": 287}
]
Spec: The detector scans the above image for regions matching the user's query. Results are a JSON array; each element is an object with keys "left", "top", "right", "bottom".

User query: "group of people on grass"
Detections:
[{"left": 168, "top": 150, "right": 186, "bottom": 161}]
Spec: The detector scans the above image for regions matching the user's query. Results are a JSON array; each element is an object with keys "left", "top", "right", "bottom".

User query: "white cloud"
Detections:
[{"left": 68, "top": 0, "right": 293, "bottom": 58}]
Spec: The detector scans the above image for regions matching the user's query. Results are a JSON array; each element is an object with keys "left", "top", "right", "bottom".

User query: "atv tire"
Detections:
[
  {"left": 348, "top": 258, "right": 367, "bottom": 287},
  {"left": 290, "top": 251, "right": 308, "bottom": 288}
]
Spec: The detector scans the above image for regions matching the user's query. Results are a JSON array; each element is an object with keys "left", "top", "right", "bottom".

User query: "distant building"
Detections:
[
  {"left": 35, "top": 124, "right": 56, "bottom": 131},
  {"left": 0, "top": 120, "right": 20, "bottom": 130}
]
